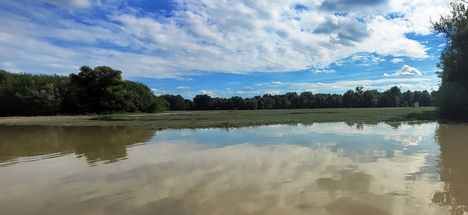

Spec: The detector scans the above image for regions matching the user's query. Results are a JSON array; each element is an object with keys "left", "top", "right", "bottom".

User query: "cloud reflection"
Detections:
[{"left": 0, "top": 122, "right": 454, "bottom": 214}]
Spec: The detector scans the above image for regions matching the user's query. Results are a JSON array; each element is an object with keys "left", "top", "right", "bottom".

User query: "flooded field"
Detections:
[{"left": 0, "top": 122, "right": 467, "bottom": 215}]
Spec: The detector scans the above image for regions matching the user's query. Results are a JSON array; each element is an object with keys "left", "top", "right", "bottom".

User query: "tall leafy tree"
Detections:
[
  {"left": 69, "top": 66, "right": 124, "bottom": 113},
  {"left": 434, "top": 1, "right": 468, "bottom": 118}
]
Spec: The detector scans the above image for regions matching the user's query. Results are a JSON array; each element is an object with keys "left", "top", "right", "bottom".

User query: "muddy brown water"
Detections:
[{"left": 0, "top": 122, "right": 467, "bottom": 215}]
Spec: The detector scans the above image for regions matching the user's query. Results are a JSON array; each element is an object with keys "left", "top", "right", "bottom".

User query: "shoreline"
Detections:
[{"left": 0, "top": 107, "right": 438, "bottom": 129}]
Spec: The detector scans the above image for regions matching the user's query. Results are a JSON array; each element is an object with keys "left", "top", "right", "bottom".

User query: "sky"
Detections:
[{"left": 0, "top": 0, "right": 452, "bottom": 98}]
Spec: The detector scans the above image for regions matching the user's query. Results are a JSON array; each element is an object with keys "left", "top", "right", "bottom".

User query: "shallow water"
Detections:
[{"left": 0, "top": 122, "right": 467, "bottom": 215}]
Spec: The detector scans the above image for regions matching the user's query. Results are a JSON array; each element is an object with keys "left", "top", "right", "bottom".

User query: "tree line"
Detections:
[
  {"left": 0, "top": 65, "right": 436, "bottom": 116},
  {"left": 0, "top": 66, "right": 167, "bottom": 116},
  {"left": 162, "top": 86, "right": 436, "bottom": 111}
]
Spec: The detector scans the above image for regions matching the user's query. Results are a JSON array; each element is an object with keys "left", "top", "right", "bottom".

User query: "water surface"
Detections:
[{"left": 0, "top": 122, "right": 467, "bottom": 215}]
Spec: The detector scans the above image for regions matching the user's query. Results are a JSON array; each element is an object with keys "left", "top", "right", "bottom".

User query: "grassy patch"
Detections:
[
  {"left": 402, "top": 111, "right": 439, "bottom": 121},
  {"left": 0, "top": 107, "right": 438, "bottom": 129}
]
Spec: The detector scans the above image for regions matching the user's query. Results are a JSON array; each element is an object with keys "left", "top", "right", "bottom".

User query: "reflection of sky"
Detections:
[
  {"left": 0, "top": 122, "right": 450, "bottom": 215},
  {"left": 151, "top": 122, "right": 439, "bottom": 163}
]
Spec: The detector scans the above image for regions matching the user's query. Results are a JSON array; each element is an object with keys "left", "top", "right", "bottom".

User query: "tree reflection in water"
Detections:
[
  {"left": 433, "top": 124, "right": 468, "bottom": 215},
  {"left": 0, "top": 126, "right": 155, "bottom": 165}
]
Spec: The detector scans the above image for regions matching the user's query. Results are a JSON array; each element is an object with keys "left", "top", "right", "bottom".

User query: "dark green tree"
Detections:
[
  {"left": 343, "top": 89, "right": 356, "bottom": 108},
  {"left": 161, "top": 94, "right": 187, "bottom": 110},
  {"left": 193, "top": 94, "right": 213, "bottom": 110},
  {"left": 69, "top": 66, "right": 124, "bottom": 113},
  {"left": 434, "top": 1, "right": 468, "bottom": 118}
]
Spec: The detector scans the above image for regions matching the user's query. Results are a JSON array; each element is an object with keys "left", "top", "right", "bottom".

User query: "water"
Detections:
[{"left": 0, "top": 122, "right": 467, "bottom": 215}]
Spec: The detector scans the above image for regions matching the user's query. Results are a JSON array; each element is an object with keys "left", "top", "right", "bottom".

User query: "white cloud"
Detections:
[
  {"left": 0, "top": 0, "right": 451, "bottom": 77},
  {"left": 259, "top": 77, "right": 436, "bottom": 93},
  {"left": 151, "top": 88, "right": 166, "bottom": 95},
  {"left": 388, "top": 0, "right": 450, "bottom": 35},
  {"left": 264, "top": 90, "right": 281, "bottom": 95},
  {"left": 199, "top": 90, "right": 217, "bottom": 97},
  {"left": 391, "top": 58, "right": 404, "bottom": 63},
  {"left": 42, "top": 0, "right": 93, "bottom": 8},
  {"left": 270, "top": 81, "right": 286, "bottom": 86},
  {"left": 313, "top": 69, "right": 336, "bottom": 74},
  {"left": 384, "top": 65, "right": 422, "bottom": 76},
  {"left": 350, "top": 53, "right": 385, "bottom": 64},
  {"left": 176, "top": 86, "right": 190, "bottom": 90}
]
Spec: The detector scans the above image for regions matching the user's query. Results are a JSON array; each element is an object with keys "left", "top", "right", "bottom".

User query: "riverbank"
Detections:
[{"left": 0, "top": 107, "right": 437, "bottom": 129}]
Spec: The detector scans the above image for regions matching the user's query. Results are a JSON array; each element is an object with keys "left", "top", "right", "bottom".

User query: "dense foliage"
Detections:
[
  {"left": 0, "top": 66, "right": 167, "bottom": 116},
  {"left": 162, "top": 86, "right": 435, "bottom": 111},
  {"left": 0, "top": 66, "right": 436, "bottom": 116},
  {"left": 434, "top": 1, "right": 468, "bottom": 118}
]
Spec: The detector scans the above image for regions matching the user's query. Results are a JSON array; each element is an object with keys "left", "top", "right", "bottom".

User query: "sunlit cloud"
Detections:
[
  {"left": 0, "top": 0, "right": 450, "bottom": 77},
  {"left": 384, "top": 65, "right": 422, "bottom": 76}
]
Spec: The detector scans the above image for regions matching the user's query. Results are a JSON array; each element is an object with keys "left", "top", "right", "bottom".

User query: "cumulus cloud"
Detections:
[
  {"left": 0, "top": 0, "right": 451, "bottom": 78},
  {"left": 313, "top": 16, "right": 369, "bottom": 45},
  {"left": 384, "top": 65, "right": 422, "bottom": 76}
]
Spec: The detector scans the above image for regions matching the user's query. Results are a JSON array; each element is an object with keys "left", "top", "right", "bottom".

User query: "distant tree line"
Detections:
[
  {"left": 433, "top": 1, "right": 468, "bottom": 118},
  {"left": 0, "top": 66, "right": 167, "bottom": 116},
  {"left": 0, "top": 66, "right": 437, "bottom": 116},
  {"left": 162, "top": 86, "right": 436, "bottom": 111}
]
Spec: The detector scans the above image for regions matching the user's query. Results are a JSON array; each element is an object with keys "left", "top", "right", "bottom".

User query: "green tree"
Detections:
[
  {"left": 379, "top": 86, "right": 401, "bottom": 107},
  {"left": 122, "top": 81, "right": 166, "bottom": 113},
  {"left": 342, "top": 89, "right": 356, "bottom": 108},
  {"left": 0, "top": 71, "right": 66, "bottom": 116},
  {"left": 69, "top": 66, "right": 124, "bottom": 113},
  {"left": 361, "top": 90, "right": 379, "bottom": 107},
  {"left": 161, "top": 94, "right": 187, "bottom": 110},
  {"left": 434, "top": 1, "right": 468, "bottom": 118},
  {"left": 230, "top": 96, "right": 245, "bottom": 110},
  {"left": 193, "top": 94, "right": 213, "bottom": 110}
]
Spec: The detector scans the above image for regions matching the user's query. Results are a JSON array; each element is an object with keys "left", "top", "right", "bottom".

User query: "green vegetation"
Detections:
[
  {"left": 0, "top": 66, "right": 167, "bottom": 116},
  {"left": 0, "top": 66, "right": 435, "bottom": 116},
  {"left": 434, "top": 1, "right": 468, "bottom": 118},
  {"left": 0, "top": 107, "right": 436, "bottom": 129},
  {"left": 161, "top": 86, "right": 435, "bottom": 111}
]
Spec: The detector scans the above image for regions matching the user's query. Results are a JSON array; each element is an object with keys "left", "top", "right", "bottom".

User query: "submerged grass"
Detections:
[{"left": 0, "top": 107, "right": 437, "bottom": 129}]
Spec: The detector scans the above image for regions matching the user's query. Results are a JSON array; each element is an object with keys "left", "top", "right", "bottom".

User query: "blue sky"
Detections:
[{"left": 0, "top": 0, "right": 451, "bottom": 98}]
